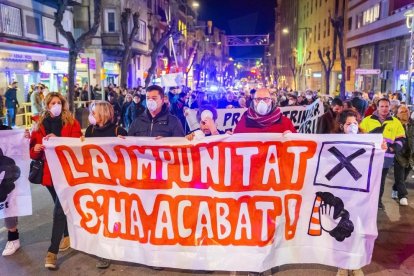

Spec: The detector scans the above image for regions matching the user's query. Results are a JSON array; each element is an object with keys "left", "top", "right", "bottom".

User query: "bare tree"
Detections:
[
  {"left": 120, "top": 8, "right": 140, "bottom": 89},
  {"left": 332, "top": 0, "right": 346, "bottom": 99},
  {"left": 145, "top": 18, "right": 180, "bottom": 87},
  {"left": 318, "top": 10, "right": 338, "bottom": 94},
  {"left": 54, "top": 0, "right": 101, "bottom": 112}
]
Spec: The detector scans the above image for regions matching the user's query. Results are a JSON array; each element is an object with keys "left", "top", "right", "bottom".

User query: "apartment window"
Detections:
[
  {"left": 23, "top": 10, "right": 42, "bottom": 40},
  {"left": 0, "top": 4, "right": 22, "bottom": 36},
  {"left": 323, "top": 19, "right": 326, "bottom": 38},
  {"left": 347, "top": 48, "right": 352, "bottom": 58},
  {"left": 327, "top": 18, "right": 330, "bottom": 36},
  {"left": 42, "top": 16, "right": 57, "bottom": 43},
  {"left": 310, "top": 0, "right": 313, "bottom": 14},
  {"left": 147, "top": 0, "right": 152, "bottom": 9},
  {"left": 319, "top": 0, "right": 322, "bottom": 7},
  {"left": 105, "top": 9, "right": 116, "bottom": 32},
  {"left": 318, "top": 22, "right": 320, "bottom": 40},
  {"left": 348, "top": 17, "right": 353, "bottom": 30},
  {"left": 138, "top": 20, "right": 146, "bottom": 42},
  {"left": 357, "top": 3, "right": 380, "bottom": 28},
  {"left": 314, "top": 25, "right": 316, "bottom": 43}
]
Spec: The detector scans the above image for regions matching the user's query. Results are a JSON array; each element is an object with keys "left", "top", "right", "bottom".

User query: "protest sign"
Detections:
[
  {"left": 0, "top": 129, "right": 31, "bottom": 219},
  {"left": 186, "top": 100, "right": 324, "bottom": 133},
  {"left": 45, "top": 133, "right": 383, "bottom": 272}
]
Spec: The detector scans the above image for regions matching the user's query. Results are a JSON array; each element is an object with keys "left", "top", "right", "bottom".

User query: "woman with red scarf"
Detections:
[{"left": 234, "top": 88, "right": 296, "bottom": 134}]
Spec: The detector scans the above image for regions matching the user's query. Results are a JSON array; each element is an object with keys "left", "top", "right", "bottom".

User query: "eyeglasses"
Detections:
[{"left": 254, "top": 97, "right": 271, "bottom": 103}]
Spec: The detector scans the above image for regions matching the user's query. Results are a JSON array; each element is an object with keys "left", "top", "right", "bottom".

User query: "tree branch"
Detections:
[
  {"left": 76, "top": 0, "right": 102, "bottom": 48},
  {"left": 54, "top": 0, "right": 75, "bottom": 47}
]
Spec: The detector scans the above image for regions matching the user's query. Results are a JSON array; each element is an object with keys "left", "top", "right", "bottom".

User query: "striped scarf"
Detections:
[{"left": 246, "top": 106, "right": 282, "bottom": 127}]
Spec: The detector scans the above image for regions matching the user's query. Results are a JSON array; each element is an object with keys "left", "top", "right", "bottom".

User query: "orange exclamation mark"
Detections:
[
  {"left": 308, "top": 195, "right": 322, "bottom": 236},
  {"left": 284, "top": 194, "right": 302, "bottom": 240}
]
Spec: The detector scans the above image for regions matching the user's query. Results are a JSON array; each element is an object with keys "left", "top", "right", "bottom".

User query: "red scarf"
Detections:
[{"left": 246, "top": 106, "right": 282, "bottom": 127}]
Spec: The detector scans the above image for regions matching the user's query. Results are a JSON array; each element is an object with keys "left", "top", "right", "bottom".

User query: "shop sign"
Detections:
[
  {"left": 355, "top": 69, "right": 381, "bottom": 75},
  {"left": 0, "top": 50, "right": 46, "bottom": 62},
  {"left": 312, "top": 72, "right": 322, "bottom": 78}
]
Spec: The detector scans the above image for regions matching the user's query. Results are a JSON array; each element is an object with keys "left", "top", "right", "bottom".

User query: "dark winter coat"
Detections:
[
  {"left": 85, "top": 122, "right": 127, "bottom": 138},
  {"left": 128, "top": 104, "right": 185, "bottom": 137},
  {"left": 5, "top": 88, "right": 18, "bottom": 109},
  {"left": 316, "top": 108, "right": 338, "bottom": 134},
  {"left": 395, "top": 120, "right": 414, "bottom": 168},
  {"left": 125, "top": 102, "right": 145, "bottom": 127}
]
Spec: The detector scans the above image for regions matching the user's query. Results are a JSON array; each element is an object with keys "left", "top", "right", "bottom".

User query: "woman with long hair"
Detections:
[{"left": 29, "top": 92, "right": 82, "bottom": 269}]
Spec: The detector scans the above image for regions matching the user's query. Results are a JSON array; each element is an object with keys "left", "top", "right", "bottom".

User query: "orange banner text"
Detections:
[
  {"left": 74, "top": 189, "right": 302, "bottom": 246},
  {"left": 57, "top": 140, "right": 317, "bottom": 192}
]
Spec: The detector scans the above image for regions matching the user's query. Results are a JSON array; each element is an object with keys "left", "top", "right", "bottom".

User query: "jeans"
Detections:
[
  {"left": 4, "top": 216, "right": 18, "bottom": 229},
  {"left": 46, "top": 186, "right": 69, "bottom": 254},
  {"left": 379, "top": 168, "right": 389, "bottom": 205},
  {"left": 393, "top": 161, "right": 410, "bottom": 199},
  {"left": 6, "top": 107, "right": 16, "bottom": 127}
]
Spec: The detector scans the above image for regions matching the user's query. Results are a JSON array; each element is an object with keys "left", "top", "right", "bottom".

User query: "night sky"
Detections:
[{"left": 198, "top": 0, "right": 275, "bottom": 59}]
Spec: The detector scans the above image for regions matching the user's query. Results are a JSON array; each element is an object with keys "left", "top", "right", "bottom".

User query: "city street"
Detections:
[{"left": 1, "top": 170, "right": 413, "bottom": 276}]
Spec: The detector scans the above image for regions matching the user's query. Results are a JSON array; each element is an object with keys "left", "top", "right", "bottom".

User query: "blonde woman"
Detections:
[
  {"left": 85, "top": 101, "right": 127, "bottom": 137},
  {"left": 29, "top": 92, "right": 82, "bottom": 269},
  {"left": 84, "top": 101, "right": 126, "bottom": 269}
]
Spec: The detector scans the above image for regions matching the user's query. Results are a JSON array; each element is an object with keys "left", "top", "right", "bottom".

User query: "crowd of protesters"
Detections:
[{"left": 0, "top": 80, "right": 413, "bottom": 276}]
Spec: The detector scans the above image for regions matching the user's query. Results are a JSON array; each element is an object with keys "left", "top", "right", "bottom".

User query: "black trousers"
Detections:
[
  {"left": 393, "top": 161, "right": 410, "bottom": 199},
  {"left": 46, "top": 186, "right": 69, "bottom": 254}
]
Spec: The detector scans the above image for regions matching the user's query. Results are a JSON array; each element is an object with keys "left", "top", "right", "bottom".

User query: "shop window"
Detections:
[
  {"left": 138, "top": 20, "right": 146, "bottom": 42},
  {"left": 42, "top": 16, "right": 57, "bottom": 43},
  {"left": 105, "top": 9, "right": 116, "bottom": 33},
  {"left": 0, "top": 4, "right": 22, "bottom": 36}
]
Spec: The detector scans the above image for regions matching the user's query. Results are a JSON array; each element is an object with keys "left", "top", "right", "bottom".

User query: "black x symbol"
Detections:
[{"left": 325, "top": 147, "right": 366, "bottom": 181}]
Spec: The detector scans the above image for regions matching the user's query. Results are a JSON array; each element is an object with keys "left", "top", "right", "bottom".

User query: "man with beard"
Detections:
[
  {"left": 316, "top": 97, "right": 343, "bottom": 134},
  {"left": 234, "top": 88, "right": 296, "bottom": 134}
]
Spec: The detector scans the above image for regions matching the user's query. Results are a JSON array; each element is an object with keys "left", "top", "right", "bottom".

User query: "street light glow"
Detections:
[
  {"left": 192, "top": 2, "right": 200, "bottom": 8},
  {"left": 282, "top": 28, "right": 289, "bottom": 34}
]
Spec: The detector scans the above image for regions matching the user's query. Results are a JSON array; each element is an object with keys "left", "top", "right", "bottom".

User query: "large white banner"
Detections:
[
  {"left": 186, "top": 99, "right": 324, "bottom": 133},
  {"left": 45, "top": 134, "right": 384, "bottom": 272},
  {"left": 0, "top": 129, "right": 31, "bottom": 219}
]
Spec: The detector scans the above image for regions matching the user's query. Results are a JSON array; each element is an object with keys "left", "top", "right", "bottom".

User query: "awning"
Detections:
[{"left": 0, "top": 49, "right": 47, "bottom": 62}]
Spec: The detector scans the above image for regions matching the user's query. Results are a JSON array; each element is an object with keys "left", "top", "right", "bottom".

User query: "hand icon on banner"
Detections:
[{"left": 320, "top": 203, "right": 341, "bottom": 232}]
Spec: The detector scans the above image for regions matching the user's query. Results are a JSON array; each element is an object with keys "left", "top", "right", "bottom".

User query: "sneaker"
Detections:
[
  {"left": 391, "top": 190, "right": 398, "bottom": 199},
  {"left": 59, "top": 236, "right": 70, "bottom": 252},
  {"left": 2, "top": 239, "right": 20, "bottom": 256},
  {"left": 399, "top": 198, "right": 408, "bottom": 206},
  {"left": 44, "top": 252, "right": 57, "bottom": 269},
  {"left": 336, "top": 268, "right": 349, "bottom": 276},
  {"left": 352, "top": 269, "right": 364, "bottom": 276},
  {"left": 96, "top": 258, "right": 111, "bottom": 269}
]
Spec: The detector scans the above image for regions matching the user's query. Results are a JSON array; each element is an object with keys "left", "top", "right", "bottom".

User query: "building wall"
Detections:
[{"left": 346, "top": 0, "right": 413, "bottom": 92}]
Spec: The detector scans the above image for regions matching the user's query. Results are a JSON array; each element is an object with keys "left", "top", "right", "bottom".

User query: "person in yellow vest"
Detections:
[{"left": 360, "top": 98, "right": 406, "bottom": 210}]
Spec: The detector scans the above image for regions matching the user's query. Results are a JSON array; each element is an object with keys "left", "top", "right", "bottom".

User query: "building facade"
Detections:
[
  {"left": 0, "top": 0, "right": 78, "bottom": 102},
  {"left": 346, "top": 0, "right": 413, "bottom": 93}
]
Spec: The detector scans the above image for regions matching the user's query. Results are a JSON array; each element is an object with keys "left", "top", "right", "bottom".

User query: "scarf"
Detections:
[
  {"left": 43, "top": 115, "right": 63, "bottom": 136},
  {"left": 246, "top": 105, "right": 282, "bottom": 128}
]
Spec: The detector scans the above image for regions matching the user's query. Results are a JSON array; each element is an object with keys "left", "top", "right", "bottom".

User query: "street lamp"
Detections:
[
  {"left": 192, "top": 1, "right": 200, "bottom": 8},
  {"left": 404, "top": 8, "right": 414, "bottom": 105},
  {"left": 282, "top": 28, "right": 289, "bottom": 34}
]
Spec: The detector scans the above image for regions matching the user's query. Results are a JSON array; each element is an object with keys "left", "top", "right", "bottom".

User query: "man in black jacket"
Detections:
[
  {"left": 316, "top": 97, "right": 343, "bottom": 134},
  {"left": 5, "top": 81, "right": 19, "bottom": 127},
  {"left": 128, "top": 85, "right": 184, "bottom": 137}
]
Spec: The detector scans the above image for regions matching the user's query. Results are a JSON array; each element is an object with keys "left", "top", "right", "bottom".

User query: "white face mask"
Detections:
[
  {"left": 306, "top": 95, "right": 312, "bottom": 100},
  {"left": 255, "top": 100, "right": 271, "bottom": 116},
  {"left": 49, "top": 103, "right": 62, "bottom": 117},
  {"left": 346, "top": 123, "right": 358, "bottom": 134},
  {"left": 88, "top": 113, "right": 97, "bottom": 125},
  {"left": 147, "top": 99, "right": 158, "bottom": 112},
  {"left": 288, "top": 100, "right": 295, "bottom": 105},
  {"left": 280, "top": 96, "right": 287, "bottom": 102}
]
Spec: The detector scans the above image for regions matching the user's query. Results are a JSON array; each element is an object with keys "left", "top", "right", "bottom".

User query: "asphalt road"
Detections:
[{"left": 0, "top": 170, "right": 413, "bottom": 276}]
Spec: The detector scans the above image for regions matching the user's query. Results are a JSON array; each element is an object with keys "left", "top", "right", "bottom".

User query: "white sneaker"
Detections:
[
  {"left": 391, "top": 190, "right": 398, "bottom": 199},
  {"left": 399, "top": 198, "right": 408, "bottom": 206},
  {"left": 2, "top": 239, "right": 20, "bottom": 256}
]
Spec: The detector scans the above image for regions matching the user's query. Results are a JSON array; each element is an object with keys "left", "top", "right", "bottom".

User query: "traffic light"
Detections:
[{"left": 206, "top": 20, "right": 213, "bottom": 35}]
